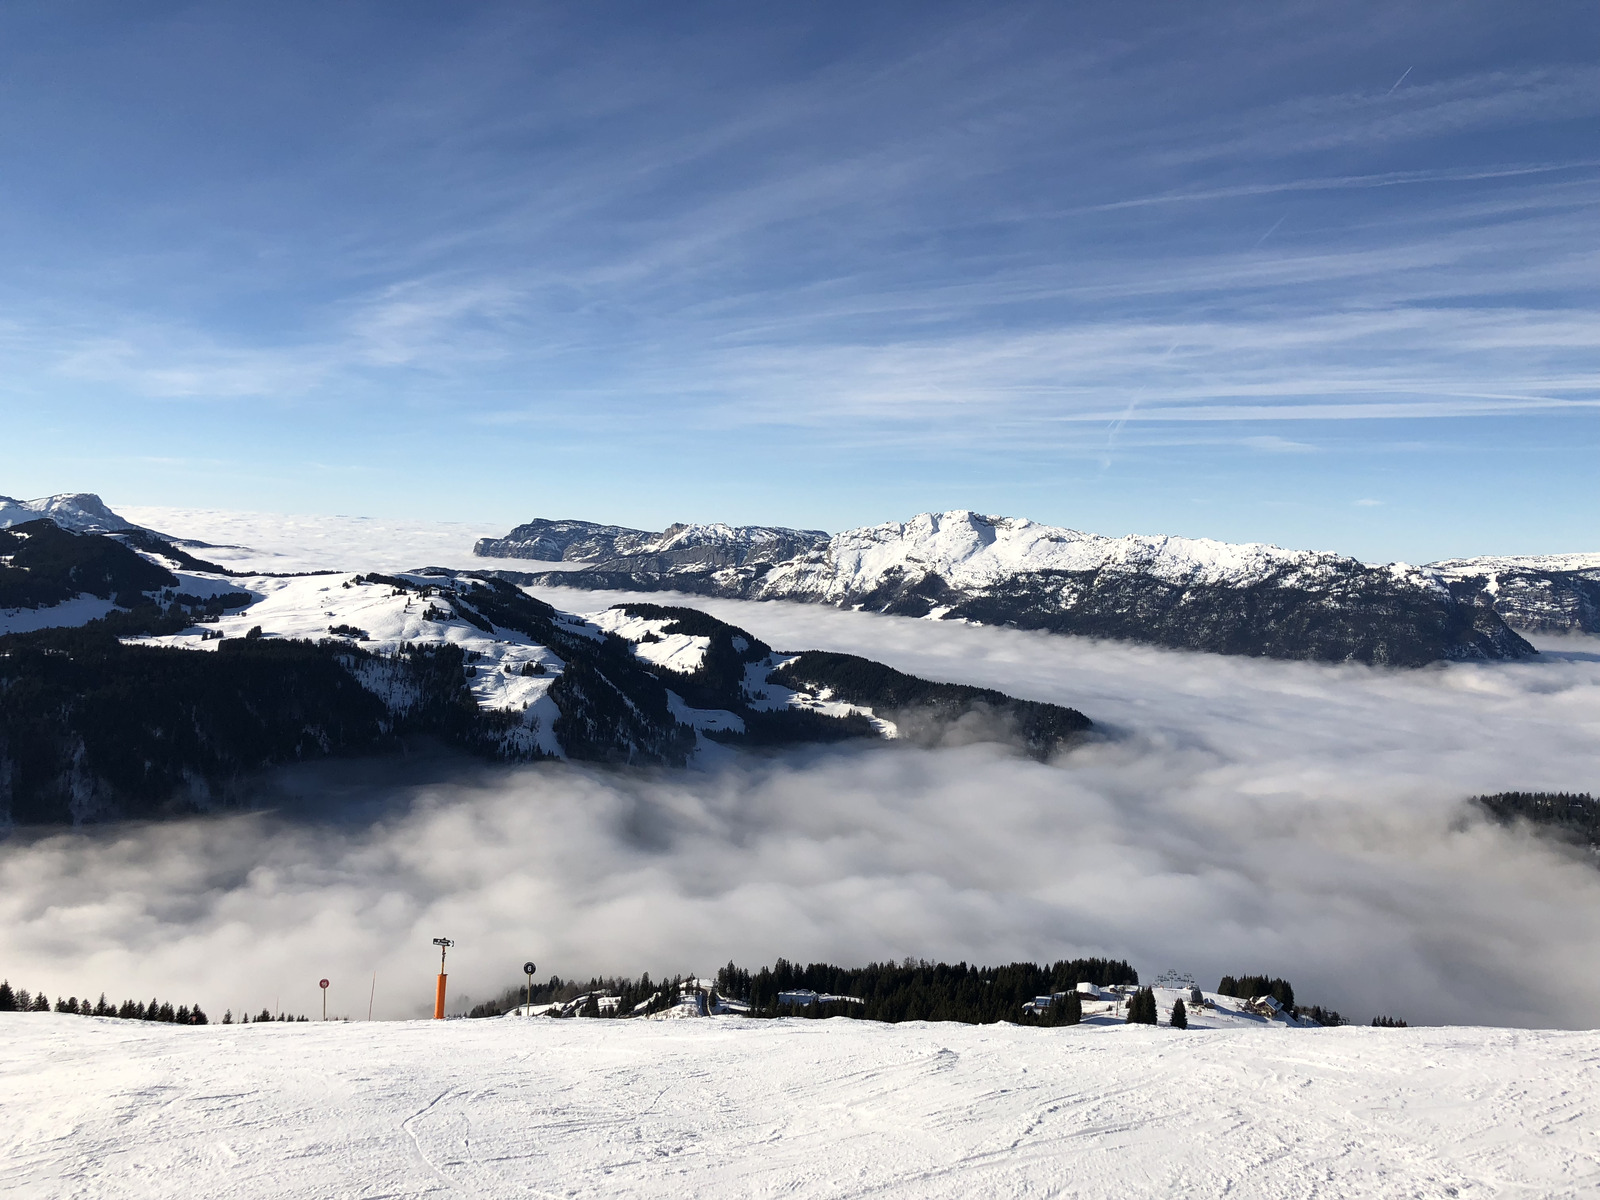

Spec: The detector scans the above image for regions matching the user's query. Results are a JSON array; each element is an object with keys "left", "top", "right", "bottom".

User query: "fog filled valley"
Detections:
[{"left": 4, "top": 510, "right": 1599, "bottom": 1032}]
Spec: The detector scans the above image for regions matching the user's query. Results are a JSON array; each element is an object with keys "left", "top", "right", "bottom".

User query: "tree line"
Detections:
[
  {"left": 1476, "top": 791, "right": 1599, "bottom": 850},
  {"left": 0, "top": 981, "right": 209, "bottom": 1024},
  {"left": 0, "top": 980, "right": 318, "bottom": 1024},
  {"left": 1217, "top": 975, "right": 1296, "bottom": 1008},
  {"left": 467, "top": 972, "right": 689, "bottom": 1019},
  {"left": 721, "top": 957, "right": 1139, "bottom": 1024},
  {"left": 464, "top": 962, "right": 1365, "bottom": 1029}
]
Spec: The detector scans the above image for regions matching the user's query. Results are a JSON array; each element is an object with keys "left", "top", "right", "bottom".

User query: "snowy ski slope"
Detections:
[{"left": 3, "top": 1013, "right": 1595, "bottom": 1199}]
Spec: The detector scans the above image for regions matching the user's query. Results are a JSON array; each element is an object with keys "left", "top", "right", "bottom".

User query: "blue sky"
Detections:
[{"left": 0, "top": 0, "right": 1595, "bottom": 561}]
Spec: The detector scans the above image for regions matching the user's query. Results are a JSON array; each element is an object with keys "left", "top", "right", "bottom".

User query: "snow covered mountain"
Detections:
[
  {"left": 0, "top": 520, "right": 1088, "bottom": 824},
  {"left": 503, "top": 510, "right": 1544, "bottom": 667},
  {"left": 474, "top": 518, "right": 659, "bottom": 560},
  {"left": 1428, "top": 552, "right": 1600, "bottom": 635},
  {"left": 475, "top": 517, "right": 827, "bottom": 571},
  {"left": 0, "top": 493, "right": 140, "bottom": 536}
]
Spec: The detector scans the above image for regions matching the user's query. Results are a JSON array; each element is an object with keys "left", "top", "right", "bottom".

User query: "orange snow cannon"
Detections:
[{"left": 432, "top": 937, "right": 453, "bottom": 1019}]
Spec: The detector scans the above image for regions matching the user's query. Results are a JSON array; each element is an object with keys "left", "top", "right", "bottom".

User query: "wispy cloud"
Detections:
[{"left": 1, "top": 2, "right": 1595, "bottom": 543}]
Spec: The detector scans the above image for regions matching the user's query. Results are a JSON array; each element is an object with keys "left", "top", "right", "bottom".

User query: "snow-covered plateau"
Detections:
[{"left": 3, "top": 1012, "right": 1595, "bottom": 1199}]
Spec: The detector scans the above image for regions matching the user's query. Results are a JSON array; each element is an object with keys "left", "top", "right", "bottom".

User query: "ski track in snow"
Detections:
[{"left": 2, "top": 1014, "right": 1596, "bottom": 1200}]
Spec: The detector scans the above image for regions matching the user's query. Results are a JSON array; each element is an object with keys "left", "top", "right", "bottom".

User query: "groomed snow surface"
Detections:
[{"left": 4, "top": 1013, "right": 1595, "bottom": 1199}]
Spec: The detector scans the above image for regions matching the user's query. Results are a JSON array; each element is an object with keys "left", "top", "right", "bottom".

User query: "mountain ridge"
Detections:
[
  {"left": 475, "top": 517, "right": 827, "bottom": 570},
  {"left": 0, "top": 519, "right": 1090, "bottom": 825},
  {"left": 488, "top": 508, "right": 1584, "bottom": 666}
]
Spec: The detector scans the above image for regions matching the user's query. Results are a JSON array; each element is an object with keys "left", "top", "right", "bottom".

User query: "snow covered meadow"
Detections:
[{"left": 4, "top": 1012, "right": 1596, "bottom": 1199}]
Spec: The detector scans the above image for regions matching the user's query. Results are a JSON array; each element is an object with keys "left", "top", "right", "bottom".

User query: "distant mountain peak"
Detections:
[
  {"left": 475, "top": 516, "right": 827, "bottom": 569},
  {"left": 0, "top": 492, "right": 140, "bottom": 536}
]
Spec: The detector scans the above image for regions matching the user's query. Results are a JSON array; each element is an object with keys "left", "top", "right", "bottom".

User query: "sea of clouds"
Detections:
[{"left": 3, "top": 511, "right": 1598, "bottom": 1028}]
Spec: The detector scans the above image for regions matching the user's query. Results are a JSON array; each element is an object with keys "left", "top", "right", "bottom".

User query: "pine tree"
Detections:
[
  {"left": 0, "top": 981, "right": 14, "bottom": 1012},
  {"left": 1042, "top": 992, "right": 1082, "bottom": 1026},
  {"left": 31, "top": 992, "right": 50, "bottom": 1012},
  {"left": 1170, "top": 997, "right": 1188, "bottom": 1029},
  {"left": 223, "top": 1010, "right": 233, "bottom": 1024},
  {"left": 1125, "top": 987, "right": 1158, "bottom": 1025}
]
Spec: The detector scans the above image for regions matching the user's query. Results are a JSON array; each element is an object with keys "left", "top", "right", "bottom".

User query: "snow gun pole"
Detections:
[{"left": 432, "top": 938, "right": 453, "bottom": 1019}]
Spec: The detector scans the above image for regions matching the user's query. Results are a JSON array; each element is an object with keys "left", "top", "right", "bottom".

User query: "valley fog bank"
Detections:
[{"left": 2, "top": 590, "right": 1598, "bottom": 1027}]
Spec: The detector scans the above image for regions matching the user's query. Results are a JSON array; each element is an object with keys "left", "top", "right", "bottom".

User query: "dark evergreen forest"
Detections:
[
  {"left": 0, "top": 979, "right": 211, "bottom": 1023},
  {"left": 1476, "top": 791, "right": 1600, "bottom": 851},
  {"left": 720, "top": 957, "right": 1136, "bottom": 1022},
  {"left": 0, "top": 519, "right": 176, "bottom": 608},
  {"left": 1217, "top": 975, "right": 1296, "bottom": 1008},
  {"left": 0, "top": 625, "right": 477, "bottom": 823}
]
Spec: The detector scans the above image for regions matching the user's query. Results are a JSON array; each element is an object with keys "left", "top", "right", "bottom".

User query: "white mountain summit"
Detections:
[{"left": 0, "top": 493, "right": 140, "bottom": 536}]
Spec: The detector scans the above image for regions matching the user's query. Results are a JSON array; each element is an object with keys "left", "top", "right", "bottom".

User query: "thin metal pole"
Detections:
[{"left": 368, "top": 973, "right": 376, "bottom": 1021}]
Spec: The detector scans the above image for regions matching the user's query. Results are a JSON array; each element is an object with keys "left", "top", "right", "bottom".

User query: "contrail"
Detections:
[
  {"left": 1253, "top": 213, "right": 1286, "bottom": 247},
  {"left": 1387, "top": 66, "right": 1413, "bottom": 95}
]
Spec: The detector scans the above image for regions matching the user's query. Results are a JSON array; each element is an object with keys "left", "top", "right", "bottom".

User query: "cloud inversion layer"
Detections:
[{"left": 3, "top": 595, "right": 1597, "bottom": 1027}]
